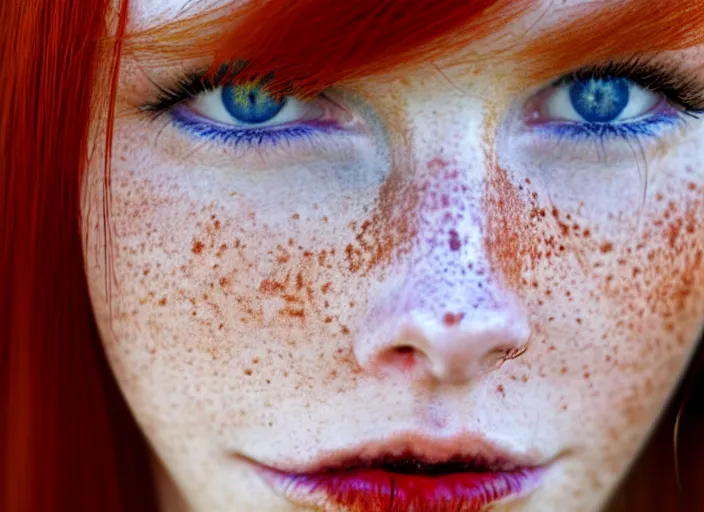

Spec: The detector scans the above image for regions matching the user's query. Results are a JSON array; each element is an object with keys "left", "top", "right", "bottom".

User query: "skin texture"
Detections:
[{"left": 83, "top": 1, "right": 704, "bottom": 510}]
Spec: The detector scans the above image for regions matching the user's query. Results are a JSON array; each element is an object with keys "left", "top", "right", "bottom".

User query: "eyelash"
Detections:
[
  {"left": 141, "top": 58, "right": 704, "bottom": 151},
  {"left": 535, "top": 59, "right": 704, "bottom": 142},
  {"left": 141, "top": 69, "right": 334, "bottom": 150}
]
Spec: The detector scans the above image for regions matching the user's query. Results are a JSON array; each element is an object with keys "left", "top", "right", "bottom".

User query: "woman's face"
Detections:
[{"left": 83, "top": 0, "right": 704, "bottom": 510}]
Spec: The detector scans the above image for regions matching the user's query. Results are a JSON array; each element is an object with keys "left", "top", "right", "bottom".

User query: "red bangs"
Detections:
[
  {"left": 521, "top": 0, "right": 704, "bottom": 82},
  {"left": 126, "top": 0, "right": 529, "bottom": 96}
]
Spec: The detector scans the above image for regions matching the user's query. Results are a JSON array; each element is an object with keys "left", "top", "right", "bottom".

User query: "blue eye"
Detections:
[
  {"left": 532, "top": 73, "right": 683, "bottom": 140},
  {"left": 569, "top": 78, "right": 629, "bottom": 123},
  {"left": 221, "top": 84, "right": 286, "bottom": 124},
  {"left": 161, "top": 77, "right": 343, "bottom": 151}
]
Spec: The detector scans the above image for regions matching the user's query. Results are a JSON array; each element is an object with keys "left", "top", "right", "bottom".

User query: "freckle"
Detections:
[
  {"left": 295, "top": 273, "right": 305, "bottom": 290},
  {"left": 143, "top": 268, "right": 150, "bottom": 276},
  {"left": 291, "top": 213, "right": 300, "bottom": 220},
  {"left": 560, "top": 367, "right": 568, "bottom": 374},
  {"left": 192, "top": 240, "right": 205, "bottom": 254},
  {"left": 583, "top": 229, "right": 591, "bottom": 237},
  {"left": 283, "top": 308, "right": 305, "bottom": 318},
  {"left": 583, "top": 372, "right": 590, "bottom": 379},
  {"left": 576, "top": 318, "right": 582, "bottom": 324},
  {"left": 565, "top": 290, "right": 571, "bottom": 297},
  {"left": 158, "top": 298, "right": 167, "bottom": 306},
  {"left": 266, "top": 379, "right": 271, "bottom": 384},
  {"left": 525, "top": 178, "right": 531, "bottom": 184},
  {"left": 252, "top": 358, "right": 260, "bottom": 364},
  {"left": 219, "top": 277, "right": 230, "bottom": 288},
  {"left": 214, "top": 220, "right": 221, "bottom": 229},
  {"left": 244, "top": 368, "right": 253, "bottom": 376},
  {"left": 191, "top": 311, "right": 197, "bottom": 316},
  {"left": 531, "top": 281, "right": 539, "bottom": 288},
  {"left": 448, "top": 229, "right": 462, "bottom": 251},
  {"left": 599, "top": 242, "right": 613, "bottom": 253},
  {"left": 324, "top": 316, "right": 333, "bottom": 323},
  {"left": 521, "top": 375, "right": 529, "bottom": 383},
  {"left": 687, "top": 182, "right": 696, "bottom": 191},
  {"left": 340, "top": 325, "right": 350, "bottom": 335},
  {"left": 443, "top": 312, "right": 465, "bottom": 326},
  {"left": 218, "top": 323, "right": 224, "bottom": 330}
]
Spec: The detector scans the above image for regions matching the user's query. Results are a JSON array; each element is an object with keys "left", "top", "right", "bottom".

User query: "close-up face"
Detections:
[{"left": 82, "top": 0, "right": 704, "bottom": 511}]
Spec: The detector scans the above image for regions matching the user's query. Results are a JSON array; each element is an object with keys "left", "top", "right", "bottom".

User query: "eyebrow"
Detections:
[{"left": 518, "top": 0, "right": 704, "bottom": 82}]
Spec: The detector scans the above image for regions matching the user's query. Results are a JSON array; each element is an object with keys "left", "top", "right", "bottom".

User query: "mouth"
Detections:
[{"left": 245, "top": 433, "right": 549, "bottom": 512}]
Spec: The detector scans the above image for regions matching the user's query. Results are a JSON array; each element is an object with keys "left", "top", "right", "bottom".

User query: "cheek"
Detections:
[
  {"left": 501, "top": 161, "right": 703, "bottom": 419},
  {"left": 476, "top": 158, "right": 703, "bottom": 490},
  {"left": 88, "top": 145, "right": 406, "bottom": 400}
]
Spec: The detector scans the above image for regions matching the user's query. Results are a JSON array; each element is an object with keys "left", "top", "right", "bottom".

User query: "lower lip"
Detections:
[{"left": 257, "top": 466, "right": 545, "bottom": 511}]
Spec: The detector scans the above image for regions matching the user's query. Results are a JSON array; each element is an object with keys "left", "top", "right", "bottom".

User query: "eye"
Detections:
[
  {"left": 536, "top": 77, "right": 662, "bottom": 124},
  {"left": 188, "top": 81, "right": 320, "bottom": 128}
]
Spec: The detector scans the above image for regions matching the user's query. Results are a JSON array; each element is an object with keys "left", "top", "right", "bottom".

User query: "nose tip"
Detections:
[{"left": 354, "top": 306, "right": 531, "bottom": 385}]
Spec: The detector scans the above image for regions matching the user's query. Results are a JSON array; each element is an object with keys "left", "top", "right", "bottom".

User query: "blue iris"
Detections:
[
  {"left": 569, "top": 78, "right": 630, "bottom": 123},
  {"left": 221, "top": 83, "right": 286, "bottom": 124}
]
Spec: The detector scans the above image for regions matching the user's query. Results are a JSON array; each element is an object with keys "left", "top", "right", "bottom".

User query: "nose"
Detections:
[
  {"left": 354, "top": 278, "right": 531, "bottom": 385},
  {"left": 352, "top": 140, "right": 531, "bottom": 384}
]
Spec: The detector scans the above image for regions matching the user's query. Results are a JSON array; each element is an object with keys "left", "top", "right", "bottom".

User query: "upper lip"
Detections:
[{"left": 242, "top": 431, "right": 547, "bottom": 475}]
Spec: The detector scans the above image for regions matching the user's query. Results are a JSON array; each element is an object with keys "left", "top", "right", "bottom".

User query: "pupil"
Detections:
[
  {"left": 222, "top": 84, "right": 286, "bottom": 124},
  {"left": 569, "top": 78, "right": 629, "bottom": 123}
]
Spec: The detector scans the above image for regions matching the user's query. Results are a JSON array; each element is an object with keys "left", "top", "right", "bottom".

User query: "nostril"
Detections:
[{"left": 380, "top": 345, "right": 423, "bottom": 372}]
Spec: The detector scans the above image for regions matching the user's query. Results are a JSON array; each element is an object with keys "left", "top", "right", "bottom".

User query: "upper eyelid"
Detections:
[{"left": 142, "top": 55, "right": 704, "bottom": 111}]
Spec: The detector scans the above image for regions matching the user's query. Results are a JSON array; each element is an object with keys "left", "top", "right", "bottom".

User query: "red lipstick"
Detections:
[{"left": 249, "top": 434, "right": 547, "bottom": 511}]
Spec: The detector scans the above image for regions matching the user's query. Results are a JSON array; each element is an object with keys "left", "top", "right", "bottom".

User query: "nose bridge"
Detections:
[
  {"left": 408, "top": 88, "right": 493, "bottom": 282},
  {"left": 409, "top": 143, "right": 495, "bottom": 314}
]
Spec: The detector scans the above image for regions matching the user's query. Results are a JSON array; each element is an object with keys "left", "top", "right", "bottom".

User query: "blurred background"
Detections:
[{"left": 606, "top": 363, "right": 703, "bottom": 511}]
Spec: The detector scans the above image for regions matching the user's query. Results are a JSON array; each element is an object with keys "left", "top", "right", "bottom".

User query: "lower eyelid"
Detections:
[
  {"left": 531, "top": 114, "right": 683, "bottom": 142},
  {"left": 165, "top": 102, "right": 362, "bottom": 158}
]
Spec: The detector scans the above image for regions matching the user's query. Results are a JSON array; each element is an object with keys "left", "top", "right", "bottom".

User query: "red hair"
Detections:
[
  {"left": 0, "top": 1, "right": 702, "bottom": 511},
  {"left": 0, "top": 1, "right": 156, "bottom": 511}
]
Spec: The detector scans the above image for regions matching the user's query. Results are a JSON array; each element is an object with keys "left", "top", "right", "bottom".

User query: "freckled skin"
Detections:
[{"left": 83, "top": 2, "right": 704, "bottom": 512}]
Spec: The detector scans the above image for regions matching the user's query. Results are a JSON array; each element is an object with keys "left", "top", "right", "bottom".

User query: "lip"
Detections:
[{"left": 244, "top": 433, "right": 549, "bottom": 511}]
